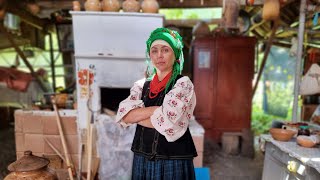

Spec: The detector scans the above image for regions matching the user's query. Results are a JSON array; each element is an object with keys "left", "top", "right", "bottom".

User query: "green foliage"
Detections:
[
  {"left": 251, "top": 105, "right": 285, "bottom": 135},
  {"left": 160, "top": 9, "right": 183, "bottom": 19},
  {"left": 265, "top": 82, "right": 293, "bottom": 117}
]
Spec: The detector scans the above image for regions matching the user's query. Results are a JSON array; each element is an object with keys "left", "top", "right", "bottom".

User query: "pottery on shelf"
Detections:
[
  {"left": 73, "top": 1, "right": 81, "bottom": 11},
  {"left": 122, "top": 0, "right": 140, "bottom": 12},
  {"left": 102, "top": 0, "right": 120, "bottom": 12},
  {"left": 141, "top": 0, "right": 159, "bottom": 13},
  {"left": 84, "top": 0, "right": 101, "bottom": 11}
]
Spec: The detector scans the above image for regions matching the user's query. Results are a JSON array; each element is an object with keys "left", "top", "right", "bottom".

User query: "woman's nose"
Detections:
[{"left": 157, "top": 51, "right": 164, "bottom": 57}]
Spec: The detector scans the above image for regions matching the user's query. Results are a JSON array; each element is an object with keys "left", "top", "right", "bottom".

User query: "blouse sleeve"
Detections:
[
  {"left": 150, "top": 76, "right": 196, "bottom": 142},
  {"left": 116, "top": 78, "right": 146, "bottom": 128}
]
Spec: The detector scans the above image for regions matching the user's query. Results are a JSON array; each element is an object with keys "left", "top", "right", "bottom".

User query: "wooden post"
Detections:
[
  {"left": 51, "top": 96, "right": 75, "bottom": 180},
  {"left": 252, "top": 19, "right": 279, "bottom": 98}
]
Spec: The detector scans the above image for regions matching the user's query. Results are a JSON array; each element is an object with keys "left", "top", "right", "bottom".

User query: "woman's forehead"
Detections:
[{"left": 151, "top": 44, "right": 171, "bottom": 49}]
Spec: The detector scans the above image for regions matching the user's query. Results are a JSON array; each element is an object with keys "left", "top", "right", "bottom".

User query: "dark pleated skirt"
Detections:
[{"left": 132, "top": 154, "right": 196, "bottom": 180}]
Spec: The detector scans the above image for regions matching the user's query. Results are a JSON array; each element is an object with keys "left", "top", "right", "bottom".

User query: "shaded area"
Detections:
[
  {"left": 0, "top": 125, "right": 15, "bottom": 179},
  {"left": 0, "top": 125, "right": 264, "bottom": 179}
]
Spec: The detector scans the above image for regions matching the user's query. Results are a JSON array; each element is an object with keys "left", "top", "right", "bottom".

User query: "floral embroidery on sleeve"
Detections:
[
  {"left": 166, "top": 111, "right": 177, "bottom": 121},
  {"left": 150, "top": 76, "right": 196, "bottom": 142},
  {"left": 165, "top": 128, "right": 174, "bottom": 136},
  {"left": 116, "top": 79, "right": 145, "bottom": 127},
  {"left": 156, "top": 115, "right": 165, "bottom": 127}
]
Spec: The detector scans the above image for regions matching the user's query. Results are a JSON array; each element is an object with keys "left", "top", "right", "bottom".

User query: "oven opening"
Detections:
[{"left": 100, "top": 87, "right": 130, "bottom": 112}]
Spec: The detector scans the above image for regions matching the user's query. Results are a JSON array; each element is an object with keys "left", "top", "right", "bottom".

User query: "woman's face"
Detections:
[{"left": 149, "top": 44, "right": 175, "bottom": 74}]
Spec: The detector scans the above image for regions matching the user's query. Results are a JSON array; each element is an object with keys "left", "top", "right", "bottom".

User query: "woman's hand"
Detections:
[{"left": 138, "top": 118, "right": 154, "bottom": 128}]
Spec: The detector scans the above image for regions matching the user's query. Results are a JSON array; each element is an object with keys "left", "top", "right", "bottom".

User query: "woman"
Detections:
[{"left": 116, "top": 28, "right": 197, "bottom": 180}]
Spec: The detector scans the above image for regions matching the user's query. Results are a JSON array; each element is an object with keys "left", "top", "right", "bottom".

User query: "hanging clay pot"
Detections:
[
  {"left": 102, "top": 0, "right": 120, "bottom": 12},
  {"left": 84, "top": 0, "right": 101, "bottom": 11},
  {"left": 73, "top": 1, "right": 81, "bottom": 11},
  {"left": 122, "top": 0, "right": 140, "bottom": 12},
  {"left": 141, "top": 0, "right": 159, "bottom": 13},
  {"left": 262, "top": 0, "right": 280, "bottom": 21},
  {"left": 0, "top": 9, "right": 5, "bottom": 20},
  {"left": 27, "top": 3, "right": 40, "bottom": 15}
]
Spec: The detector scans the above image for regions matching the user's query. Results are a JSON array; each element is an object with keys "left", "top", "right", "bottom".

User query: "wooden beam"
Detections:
[
  {"left": 165, "top": 18, "right": 221, "bottom": 27},
  {"left": 6, "top": 1, "right": 50, "bottom": 31},
  {"left": 158, "top": 0, "right": 266, "bottom": 8},
  {"left": 252, "top": 19, "right": 279, "bottom": 99},
  {"left": 158, "top": 0, "right": 222, "bottom": 8}
]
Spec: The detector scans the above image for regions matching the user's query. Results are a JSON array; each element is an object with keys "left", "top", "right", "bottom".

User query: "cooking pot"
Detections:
[{"left": 4, "top": 151, "right": 57, "bottom": 180}]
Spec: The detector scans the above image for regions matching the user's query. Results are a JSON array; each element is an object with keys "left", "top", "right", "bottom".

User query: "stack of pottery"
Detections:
[
  {"left": 141, "top": 0, "right": 159, "bottom": 13},
  {"left": 102, "top": 0, "right": 120, "bottom": 12},
  {"left": 122, "top": 0, "right": 140, "bottom": 12},
  {"left": 84, "top": 0, "right": 101, "bottom": 11}
]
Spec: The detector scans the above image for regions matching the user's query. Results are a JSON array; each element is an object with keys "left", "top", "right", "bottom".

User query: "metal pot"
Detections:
[{"left": 4, "top": 151, "right": 57, "bottom": 180}]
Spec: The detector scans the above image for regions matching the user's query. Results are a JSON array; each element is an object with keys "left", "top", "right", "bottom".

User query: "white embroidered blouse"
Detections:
[{"left": 116, "top": 76, "right": 196, "bottom": 142}]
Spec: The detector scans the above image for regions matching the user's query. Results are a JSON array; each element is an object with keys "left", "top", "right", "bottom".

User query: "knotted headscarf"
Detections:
[{"left": 145, "top": 27, "right": 184, "bottom": 93}]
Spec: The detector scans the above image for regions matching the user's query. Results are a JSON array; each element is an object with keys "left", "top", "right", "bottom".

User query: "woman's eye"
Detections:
[
  {"left": 162, "top": 48, "right": 169, "bottom": 53},
  {"left": 151, "top": 49, "right": 158, "bottom": 54}
]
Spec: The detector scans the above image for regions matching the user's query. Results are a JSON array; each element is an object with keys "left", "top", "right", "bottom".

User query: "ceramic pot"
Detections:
[
  {"left": 27, "top": 3, "right": 40, "bottom": 15},
  {"left": 0, "top": 9, "right": 5, "bottom": 20},
  {"left": 141, "top": 0, "right": 159, "bottom": 13},
  {"left": 122, "top": 0, "right": 140, "bottom": 12},
  {"left": 102, "top": 0, "right": 120, "bottom": 12},
  {"left": 262, "top": 0, "right": 280, "bottom": 20},
  {"left": 84, "top": 0, "right": 101, "bottom": 11},
  {"left": 4, "top": 151, "right": 57, "bottom": 180},
  {"left": 73, "top": 1, "right": 81, "bottom": 11}
]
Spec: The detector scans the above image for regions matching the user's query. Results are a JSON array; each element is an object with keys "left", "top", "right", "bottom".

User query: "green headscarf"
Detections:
[{"left": 146, "top": 27, "right": 184, "bottom": 93}]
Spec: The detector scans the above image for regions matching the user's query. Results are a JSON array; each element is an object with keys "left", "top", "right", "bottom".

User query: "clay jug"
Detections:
[
  {"left": 141, "top": 0, "right": 159, "bottom": 13},
  {"left": 122, "top": 0, "right": 140, "bottom": 12},
  {"left": 102, "top": 0, "right": 120, "bottom": 12},
  {"left": 84, "top": 0, "right": 101, "bottom": 11},
  {"left": 4, "top": 151, "right": 57, "bottom": 180},
  {"left": 262, "top": 0, "right": 280, "bottom": 21}
]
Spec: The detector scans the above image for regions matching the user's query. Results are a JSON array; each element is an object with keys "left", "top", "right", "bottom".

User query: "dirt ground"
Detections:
[
  {"left": 203, "top": 139, "right": 264, "bottom": 180},
  {"left": 0, "top": 125, "right": 264, "bottom": 179}
]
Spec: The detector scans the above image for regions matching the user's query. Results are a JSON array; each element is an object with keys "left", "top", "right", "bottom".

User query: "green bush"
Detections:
[{"left": 251, "top": 105, "right": 288, "bottom": 135}]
